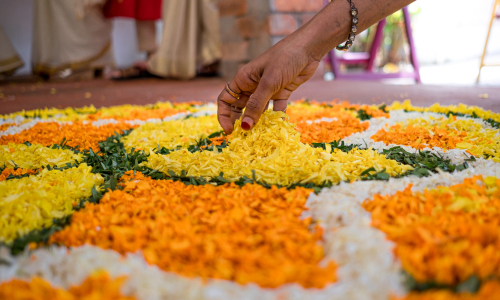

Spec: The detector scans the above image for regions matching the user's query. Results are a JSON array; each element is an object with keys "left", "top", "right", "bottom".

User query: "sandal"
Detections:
[
  {"left": 110, "top": 65, "right": 157, "bottom": 81},
  {"left": 197, "top": 61, "right": 220, "bottom": 77}
]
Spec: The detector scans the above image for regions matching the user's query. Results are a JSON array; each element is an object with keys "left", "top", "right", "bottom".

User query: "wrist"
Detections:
[{"left": 297, "top": 0, "right": 352, "bottom": 61}]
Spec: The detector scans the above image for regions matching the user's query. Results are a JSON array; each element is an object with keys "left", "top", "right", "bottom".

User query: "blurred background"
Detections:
[
  {"left": 0, "top": 0, "right": 499, "bottom": 114},
  {"left": 1, "top": 0, "right": 499, "bottom": 84}
]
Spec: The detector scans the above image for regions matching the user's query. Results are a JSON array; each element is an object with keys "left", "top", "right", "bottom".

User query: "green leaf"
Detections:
[
  {"left": 310, "top": 140, "right": 360, "bottom": 153},
  {"left": 378, "top": 172, "right": 390, "bottom": 180},
  {"left": 360, "top": 167, "right": 376, "bottom": 176},
  {"left": 216, "top": 172, "right": 229, "bottom": 183},
  {"left": 380, "top": 146, "right": 469, "bottom": 179},
  {"left": 91, "top": 185, "right": 101, "bottom": 200},
  {"left": 109, "top": 176, "right": 117, "bottom": 190},
  {"left": 456, "top": 275, "right": 480, "bottom": 293},
  {"left": 356, "top": 109, "right": 372, "bottom": 121}
]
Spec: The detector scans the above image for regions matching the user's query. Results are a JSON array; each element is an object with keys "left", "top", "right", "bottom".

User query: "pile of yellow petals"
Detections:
[
  {"left": 287, "top": 100, "right": 388, "bottom": 123},
  {"left": 50, "top": 171, "right": 336, "bottom": 288},
  {"left": 363, "top": 176, "right": 500, "bottom": 285},
  {"left": 0, "top": 164, "right": 103, "bottom": 243},
  {"left": 400, "top": 280, "right": 500, "bottom": 300},
  {"left": 1, "top": 106, "right": 97, "bottom": 121},
  {"left": 0, "top": 272, "right": 134, "bottom": 300},
  {"left": 122, "top": 115, "right": 221, "bottom": 152},
  {"left": 0, "top": 121, "right": 136, "bottom": 152},
  {"left": 372, "top": 116, "right": 500, "bottom": 160},
  {"left": 85, "top": 101, "right": 197, "bottom": 121},
  {"left": 0, "top": 168, "right": 39, "bottom": 181},
  {"left": 145, "top": 110, "right": 412, "bottom": 186},
  {"left": 389, "top": 100, "right": 500, "bottom": 125},
  {"left": 0, "top": 143, "right": 82, "bottom": 169},
  {"left": 295, "top": 117, "right": 369, "bottom": 144}
]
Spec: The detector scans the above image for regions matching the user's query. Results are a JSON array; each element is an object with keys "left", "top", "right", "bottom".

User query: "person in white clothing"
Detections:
[
  {"left": 0, "top": 24, "right": 23, "bottom": 79},
  {"left": 31, "top": 0, "right": 113, "bottom": 80}
]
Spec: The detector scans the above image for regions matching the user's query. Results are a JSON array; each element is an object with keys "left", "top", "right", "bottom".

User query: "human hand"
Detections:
[
  {"left": 216, "top": 0, "right": 415, "bottom": 134},
  {"left": 217, "top": 36, "right": 320, "bottom": 134}
]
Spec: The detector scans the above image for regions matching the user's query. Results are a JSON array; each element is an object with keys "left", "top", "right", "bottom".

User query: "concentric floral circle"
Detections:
[{"left": 1, "top": 100, "right": 500, "bottom": 300}]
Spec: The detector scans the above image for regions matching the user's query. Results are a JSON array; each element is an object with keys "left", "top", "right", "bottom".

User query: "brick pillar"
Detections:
[
  {"left": 217, "top": 0, "right": 323, "bottom": 79},
  {"left": 218, "top": 0, "right": 272, "bottom": 79},
  {"left": 268, "top": 0, "right": 323, "bottom": 45}
]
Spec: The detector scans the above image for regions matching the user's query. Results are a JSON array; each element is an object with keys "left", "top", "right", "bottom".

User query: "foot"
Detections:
[
  {"left": 108, "top": 63, "right": 150, "bottom": 80},
  {"left": 197, "top": 60, "right": 220, "bottom": 77}
]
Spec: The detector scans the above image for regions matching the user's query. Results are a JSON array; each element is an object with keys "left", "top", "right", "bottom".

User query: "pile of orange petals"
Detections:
[
  {"left": 50, "top": 171, "right": 336, "bottom": 288},
  {"left": 0, "top": 123, "right": 14, "bottom": 131},
  {"left": 363, "top": 176, "right": 500, "bottom": 285},
  {"left": 400, "top": 280, "right": 500, "bottom": 300},
  {"left": 347, "top": 103, "right": 389, "bottom": 119},
  {"left": 287, "top": 100, "right": 388, "bottom": 123},
  {"left": 0, "top": 168, "right": 39, "bottom": 181},
  {"left": 200, "top": 135, "right": 229, "bottom": 149},
  {"left": 0, "top": 121, "right": 137, "bottom": 152},
  {"left": 372, "top": 123, "right": 466, "bottom": 150},
  {"left": 296, "top": 118, "right": 369, "bottom": 144},
  {"left": 0, "top": 272, "right": 134, "bottom": 300}
]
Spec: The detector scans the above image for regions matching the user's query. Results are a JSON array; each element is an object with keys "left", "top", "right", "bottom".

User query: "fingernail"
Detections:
[{"left": 241, "top": 117, "right": 253, "bottom": 130}]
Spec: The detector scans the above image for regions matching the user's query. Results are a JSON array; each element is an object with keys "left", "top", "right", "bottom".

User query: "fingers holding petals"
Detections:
[
  {"left": 218, "top": 80, "right": 247, "bottom": 134},
  {"left": 273, "top": 99, "right": 288, "bottom": 113},
  {"left": 219, "top": 89, "right": 238, "bottom": 106},
  {"left": 230, "top": 106, "right": 244, "bottom": 126},
  {"left": 217, "top": 96, "right": 234, "bottom": 134},
  {"left": 229, "top": 94, "right": 250, "bottom": 126}
]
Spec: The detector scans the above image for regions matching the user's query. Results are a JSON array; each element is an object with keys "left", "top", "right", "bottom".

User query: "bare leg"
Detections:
[{"left": 136, "top": 20, "right": 157, "bottom": 55}]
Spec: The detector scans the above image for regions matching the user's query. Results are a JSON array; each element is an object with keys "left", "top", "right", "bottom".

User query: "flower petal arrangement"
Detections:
[
  {"left": 1, "top": 100, "right": 500, "bottom": 300},
  {"left": 122, "top": 115, "right": 221, "bottom": 152},
  {"left": 49, "top": 171, "right": 336, "bottom": 288},
  {"left": 0, "top": 143, "right": 82, "bottom": 169},
  {"left": 0, "top": 164, "right": 103, "bottom": 243},
  {"left": 145, "top": 110, "right": 412, "bottom": 185},
  {"left": 0, "top": 271, "right": 134, "bottom": 300}
]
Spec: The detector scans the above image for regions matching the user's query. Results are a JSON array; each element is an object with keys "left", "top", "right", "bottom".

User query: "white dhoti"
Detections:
[
  {"left": 0, "top": 24, "right": 23, "bottom": 74},
  {"left": 147, "top": 0, "right": 222, "bottom": 79},
  {"left": 31, "top": 0, "right": 113, "bottom": 76}
]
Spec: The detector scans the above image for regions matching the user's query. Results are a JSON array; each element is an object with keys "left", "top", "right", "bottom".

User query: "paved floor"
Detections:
[{"left": 1, "top": 76, "right": 499, "bottom": 115}]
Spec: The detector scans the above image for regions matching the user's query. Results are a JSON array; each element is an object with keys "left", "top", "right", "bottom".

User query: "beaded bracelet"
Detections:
[{"left": 336, "top": 0, "right": 358, "bottom": 51}]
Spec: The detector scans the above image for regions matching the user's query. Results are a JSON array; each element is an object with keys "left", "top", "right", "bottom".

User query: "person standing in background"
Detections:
[
  {"left": 111, "top": 0, "right": 222, "bottom": 80},
  {"left": 104, "top": 0, "right": 162, "bottom": 79},
  {"left": 0, "top": 24, "right": 23, "bottom": 79},
  {"left": 31, "top": 0, "right": 112, "bottom": 80},
  {"left": 148, "top": 0, "right": 222, "bottom": 79}
]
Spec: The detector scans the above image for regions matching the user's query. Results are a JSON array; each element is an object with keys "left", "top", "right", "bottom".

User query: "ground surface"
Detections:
[{"left": 1, "top": 76, "right": 499, "bottom": 115}]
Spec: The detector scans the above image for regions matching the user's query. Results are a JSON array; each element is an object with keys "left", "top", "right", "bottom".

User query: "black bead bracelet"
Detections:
[{"left": 336, "top": 0, "right": 358, "bottom": 51}]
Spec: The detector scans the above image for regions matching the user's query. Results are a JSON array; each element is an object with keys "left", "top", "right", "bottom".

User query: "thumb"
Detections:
[{"left": 241, "top": 74, "right": 279, "bottom": 130}]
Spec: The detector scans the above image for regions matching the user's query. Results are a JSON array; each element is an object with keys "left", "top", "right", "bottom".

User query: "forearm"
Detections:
[
  {"left": 292, "top": 0, "right": 416, "bottom": 61},
  {"left": 217, "top": 0, "right": 416, "bottom": 133}
]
